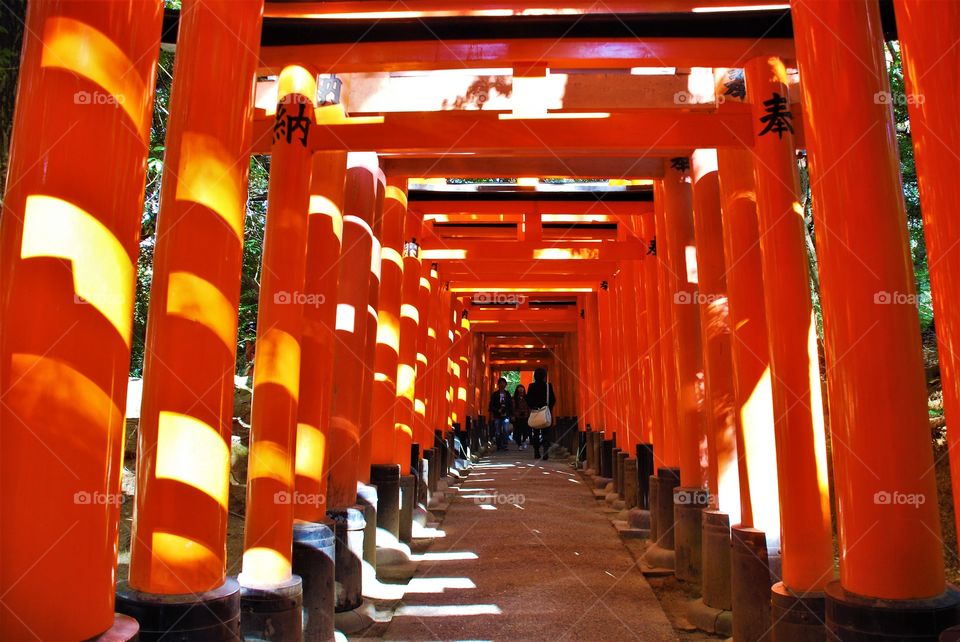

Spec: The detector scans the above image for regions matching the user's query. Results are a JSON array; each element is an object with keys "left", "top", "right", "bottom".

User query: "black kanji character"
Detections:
[
  {"left": 723, "top": 69, "right": 746, "bottom": 101},
  {"left": 758, "top": 92, "right": 794, "bottom": 139},
  {"left": 273, "top": 101, "right": 311, "bottom": 147},
  {"left": 670, "top": 157, "right": 690, "bottom": 173},
  {"left": 647, "top": 238, "right": 657, "bottom": 256}
]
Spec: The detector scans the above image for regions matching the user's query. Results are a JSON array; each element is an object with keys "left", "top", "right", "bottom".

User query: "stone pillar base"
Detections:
[
  {"left": 293, "top": 521, "right": 336, "bottom": 642},
  {"left": 673, "top": 487, "right": 708, "bottom": 584},
  {"left": 85, "top": 614, "right": 141, "bottom": 642},
  {"left": 730, "top": 526, "right": 774, "bottom": 642},
  {"left": 238, "top": 575, "right": 303, "bottom": 642},
  {"left": 370, "top": 464, "right": 401, "bottom": 539},
  {"left": 771, "top": 582, "right": 824, "bottom": 642},
  {"left": 398, "top": 474, "right": 415, "bottom": 544},
  {"left": 824, "top": 581, "right": 960, "bottom": 641},
  {"left": 328, "top": 507, "right": 366, "bottom": 612},
  {"left": 115, "top": 578, "right": 239, "bottom": 641},
  {"left": 701, "top": 511, "right": 731, "bottom": 611},
  {"left": 355, "top": 485, "right": 378, "bottom": 567},
  {"left": 654, "top": 468, "right": 680, "bottom": 549},
  {"left": 623, "top": 458, "right": 638, "bottom": 509},
  {"left": 641, "top": 543, "right": 676, "bottom": 574}
]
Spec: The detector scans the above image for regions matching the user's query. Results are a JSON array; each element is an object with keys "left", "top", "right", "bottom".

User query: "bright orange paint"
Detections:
[
  {"left": 792, "top": 1, "right": 946, "bottom": 599},
  {"left": 294, "top": 151, "right": 347, "bottom": 523},
  {"left": 394, "top": 200, "right": 423, "bottom": 467},
  {"left": 239, "top": 66, "right": 316, "bottom": 587},
  {"left": 653, "top": 183, "right": 681, "bottom": 468},
  {"left": 327, "top": 154, "right": 380, "bottom": 509},
  {"left": 0, "top": 2, "right": 163, "bottom": 637},
  {"left": 128, "top": 0, "right": 262, "bottom": 595}
]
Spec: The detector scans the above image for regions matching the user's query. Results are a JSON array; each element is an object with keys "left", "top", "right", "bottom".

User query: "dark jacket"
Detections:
[
  {"left": 526, "top": 381, "right": 555, "bottom": 411},
  {"left": 488, "top": 388, "right": 513, "bottom": 419}
]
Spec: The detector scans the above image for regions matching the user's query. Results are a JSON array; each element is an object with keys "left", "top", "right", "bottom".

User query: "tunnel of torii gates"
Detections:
[{"left": 3, "top": 0, "right": 960, "bottom": 641}]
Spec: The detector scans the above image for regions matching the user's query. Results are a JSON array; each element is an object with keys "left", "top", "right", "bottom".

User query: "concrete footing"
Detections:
[
  {"left": 824, "top": 581, "right": 960, "bottom": 641},
  {"left": 355, "top": 485, "right": 378, "bottom": 567},
  {"left": 687, "top": 598, "right": 733, "bottom": 637},
  {"left": 292, "top": 521, "right": 336, "bottom": 642},
  {"left": 91, "top": 614, "right": 141, "bottom": 641},
  {"left": 116, "top": 579, "right": 240, "bottom": 641},
  {"left": 398, "top": 474, "right": 415, "bottom": 544},
  {"left": 642, "top": 543, "right": 676, "bottom": 573},
  {"left": 732, "top": 526, "right": 775, "bottom": 642},
  {"left": 673, "top": 487, "right": 708, "bottom": 584},
  {"left": 238, "top": 575, "right": 303, "bottom": 642}
]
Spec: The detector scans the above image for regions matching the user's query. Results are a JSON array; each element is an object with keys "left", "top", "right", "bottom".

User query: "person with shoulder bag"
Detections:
[{"left": 525, "top": 367, "right": 556, "bottom": 460}]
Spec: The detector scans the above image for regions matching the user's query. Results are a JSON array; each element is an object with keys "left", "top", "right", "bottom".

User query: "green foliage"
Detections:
[{"left": 502, "top": 371, "right": 522, "bottom": 394}]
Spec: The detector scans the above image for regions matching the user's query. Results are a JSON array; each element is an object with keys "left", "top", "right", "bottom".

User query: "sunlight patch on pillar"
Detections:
[
  {"left": 20, "top": 195, "right": 134, "bottom": 346},
  {"left": 151, "top": 531, "right": 219, "bottom": 576},
  {"left": 295, "top": 422, "right": 326, "bottom": 482},
  {"left": 166, "top": 271, "right": 236, "bottom": 350},
  {"left": 741, "top": 366, "right": 781, "bottom": 546},
  {"left": 40, "top": 17, "right": 149, "bottom": 132},
  {"left": 240, "top": 547, "right": 291, "bottom": 586},
  {"left": 175, "top": 133, "right": 244, "bottom": 239},
  {"left": 336, "top": 304, "right": 356, "bottom": 334},
  {"left": 247, "top": 439, "right": 294, "bottom": 486},
  {"left": 254, "top": 328, "right": 301, "bottom": 402},
  {"left": 155, "top": 411, "right": 230, "bottom": 509}
]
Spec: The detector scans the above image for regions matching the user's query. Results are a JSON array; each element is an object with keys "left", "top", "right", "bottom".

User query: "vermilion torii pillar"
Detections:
[
  {"left": 717, "top": 147, "right": 782, "bottom": 641},
  {"left": 895, "top": 0, "right": 960, "bottom": 553},
  {"left": 370, "top": 178, "right": 407, "bottom": 466},
  {"left": 641, "top": 207, "right": 665, "bottom": 462},
  {"left": 654, "top": 183, "right": 681, "bottom": 471},
  {"left": 0, "top": 2, "right": 163, "bottom": 638},
  {"left": 238, "top": 66, "right": 316, "bottom": 636},
  {"left": 744, "top": 56, "right": 833, "bottom": 629},
  {"left": 119, "top": 0, "right": 262, "bottom": 633},
  {"left": 327, "top": 154, "right": 380, "bottom": 509},
  {"left": 690, "top": 149, "right": 739, "bottom": 518},
  {"left": 597, "top": 280, "right": 618, "bottom": 437},
  {"left": 416, "top": 262, "right": 441, "bottom": 449},
  {"left": 394, "top": 213, "right": 424, "bottom": 466},
  {"left": 294, "top": 152, "right": 347, "bottom": 524},
  {"left": 792, "top": 0, "right": 959, "bottom": 633}
]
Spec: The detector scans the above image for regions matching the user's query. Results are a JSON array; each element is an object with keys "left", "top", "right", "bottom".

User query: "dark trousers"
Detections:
[
  {"left": 493, "top": 418, "right": 509, "bottom": 450},
  {"left": 514, "top": 420, "right": 529, "bottom": 447},
  {"left": 532, "top": 426, "right": 553, "bottom": 458}
]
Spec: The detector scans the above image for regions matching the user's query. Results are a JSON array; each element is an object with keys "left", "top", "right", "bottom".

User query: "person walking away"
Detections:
[
  {"left": 526, "top": 367, "right": 556, "bottom": 459},
  {"left": 513, "top": 384, "right": 530, "bottom": 450},
  {"left": 488, "top": 377, "right": 513, "bottom": 451}
]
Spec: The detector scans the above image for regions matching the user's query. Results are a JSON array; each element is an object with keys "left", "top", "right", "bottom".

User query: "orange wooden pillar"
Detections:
[
  {"left": 744, "top": 55, "right": 833, "bottom": 611},
  {"left": 895, "top": 0, "right": 960, "bottom": 554},
  {"left": 455, "top": 311, "right": 472, "bottom": 429},
  {"left": 792, "top": 1, "right": 956, "bottom": 629},
  {"left": 327, "top": 154, "right": 380, "bottom": 510},
  {"left": 394, "top": 207, "right": 423, "bottom": 469},
  {"left": 0, "top": 2, "right": 163, "bottom": 638},
  {"left": 653, "top": 183, "right": 681, "bottom": 469},
  {"left": 370, "top": 178, "right": 407, "bottom": 467},
  {"left": 120, "top": 0, "right": 262, "bottom": 620},
  {"left": 690, "top": 149, "right": 739, "bottom": 517},
  {"left": 716, "top": 146, "right": 782, "bottom": 641},
  {"left": 617, "top": 262, "right": 644, "bottom": 451},
  {"left": 293, "top": 151, "right": 347, "bottom": 522},
  {"left": 357, "top": 166, "right": 385, "bottom": 485},
  {"left": 596, "top": 281, "right": 618, "bottom": 435},
  {"left": 641, "top": 207, "right": 666, "bottom": 463},
  {"left": 583, "top": 292, "right": 603, "bottom": 430},
  {"left": 239, "top": 67, "right": 316, "bottom": 592},
  {"left": 661, "top": 159, "right": 707, "bottom": 490},
  {"left": 415, "top": 263, "right": 440, "bottom": 449}
]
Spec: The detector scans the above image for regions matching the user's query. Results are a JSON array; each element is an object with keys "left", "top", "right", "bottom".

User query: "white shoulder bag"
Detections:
[{"left": 528, "top": 378, "right": 552, "bottom": 429}]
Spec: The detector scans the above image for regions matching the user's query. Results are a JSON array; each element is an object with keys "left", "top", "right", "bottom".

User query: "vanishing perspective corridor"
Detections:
[{"left": 370, "top": 452, "right": 675, "bottom": 641}]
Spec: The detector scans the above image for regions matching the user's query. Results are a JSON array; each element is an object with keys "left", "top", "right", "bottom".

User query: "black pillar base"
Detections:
[
  {"left": 115, "top": 578, "right": 240, "bottom": 641},
  {"left": 370, "top": 463, "right": 401, "bottom": 539},
  {"left": 399, "top": 474, "right": 415, "bottom": 544},
  {"left": 239, "top": 575, "right": 303, "bottom": 642},
  {"left": 655, "top": 467, "right": 681, "bottom": 549},
  {"left": 355, "top": 485, "right": 378, "bottom": 566},
  {"left": 293, "top": 521, "right": 336, "bottom": 642},
  {"left": 730, "top": 527, "right": 773, "bottom": 642},
  {"left": 825, "top": 581, "right": 960, "bottom": 641},
  {"left": 327, "top": 507, "right": 366, "bottom": 612},
  {"left": 85, "top": 614, "right": 141, "bottom": 642}
]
